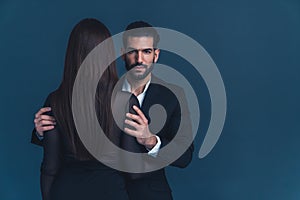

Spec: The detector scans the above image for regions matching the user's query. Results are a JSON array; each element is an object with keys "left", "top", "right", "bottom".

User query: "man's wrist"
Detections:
[
  {"left": 35, "top": 130, "right": 44, "bottom": 141},
  {"left": 147, "top": 135, "right": 161, "bottom": 157},
  {"left": 144, "top": 135, "right": 157, "bottom": 149}
]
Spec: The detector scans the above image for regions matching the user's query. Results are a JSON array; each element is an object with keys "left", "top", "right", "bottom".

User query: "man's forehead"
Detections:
[{"left": 126, "top": 36, "right": 154, "bottom": 48}]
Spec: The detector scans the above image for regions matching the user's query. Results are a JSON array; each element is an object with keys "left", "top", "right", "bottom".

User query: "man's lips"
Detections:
[{"left": 132, "top": 65, "right": 146, "bottom": 71}]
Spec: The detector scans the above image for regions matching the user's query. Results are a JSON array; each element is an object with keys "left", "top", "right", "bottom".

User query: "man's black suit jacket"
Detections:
[{"left": 112, "top": 75, "right": 194, "bottom": 200}]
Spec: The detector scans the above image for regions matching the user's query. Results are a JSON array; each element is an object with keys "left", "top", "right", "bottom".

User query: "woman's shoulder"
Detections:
[{"left": 43, "top": 90, "right": 59, "bottom": 111}]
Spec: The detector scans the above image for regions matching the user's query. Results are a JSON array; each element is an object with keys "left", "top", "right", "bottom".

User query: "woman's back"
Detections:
[
  {"left": 39, "top": 18, "right": 128, "bottom": 200},
  {"left": 41, "top": 92, "right": 128, "bottom": 200}
]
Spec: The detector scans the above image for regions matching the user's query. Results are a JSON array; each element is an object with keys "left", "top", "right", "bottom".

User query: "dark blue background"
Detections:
[{"left": 1, "top": 0, "right": 299, "bottom": 199}]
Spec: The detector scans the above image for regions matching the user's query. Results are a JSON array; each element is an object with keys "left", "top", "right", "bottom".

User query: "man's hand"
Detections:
[
  {"left": 33, "top": 107, "right": 56, "bottom": 137},
  {"left": 124, "top": 105, "right": 157, "bottom": 149}
]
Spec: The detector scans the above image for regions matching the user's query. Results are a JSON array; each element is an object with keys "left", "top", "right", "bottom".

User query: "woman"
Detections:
[{"left": 40, "top": 18, "right": 128, "bottom": 200}]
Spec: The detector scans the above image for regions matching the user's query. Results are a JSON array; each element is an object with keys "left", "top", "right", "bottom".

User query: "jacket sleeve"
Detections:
[
  {"left": 39, "top": 95, "right": 62, "bottom": 200},
  {"left": 31, "top": 128, "right": 43, "bottom": 146},
  {"left": 40, "top": 125, "right": 62, "bottom": 200},
  {"left": 157, "top": 86, "right": 194, "bottom": 168}
]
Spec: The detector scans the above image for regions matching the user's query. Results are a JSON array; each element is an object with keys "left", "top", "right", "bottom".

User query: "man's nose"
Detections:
[{"left": 135, "top": 50, "right": 143, "bottom": 63}]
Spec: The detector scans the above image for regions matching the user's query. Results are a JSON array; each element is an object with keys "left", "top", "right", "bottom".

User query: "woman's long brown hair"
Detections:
[{"left": 50, "top": 18, "right": 118, "bottom": 160}]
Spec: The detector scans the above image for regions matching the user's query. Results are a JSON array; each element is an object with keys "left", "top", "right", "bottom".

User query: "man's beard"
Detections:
[{"left": 125, "top": 59, "right": 155, "bottom": 81}]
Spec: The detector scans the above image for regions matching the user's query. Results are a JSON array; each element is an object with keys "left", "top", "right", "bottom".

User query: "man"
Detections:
[{"left": 32, "top": 21, "right": 194, "bottom": 200}]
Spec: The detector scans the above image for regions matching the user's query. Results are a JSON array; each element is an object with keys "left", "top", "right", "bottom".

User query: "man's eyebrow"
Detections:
[
  {"left": 126, "top": 47, "right": 153, "bottom": 50},
  {"left": 125, "top": 47, "right": 135, "bottom": 50}
]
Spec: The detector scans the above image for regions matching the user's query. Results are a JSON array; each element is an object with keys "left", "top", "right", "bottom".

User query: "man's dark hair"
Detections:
[{"left": 122, "top": 21, "right": 160, "bottom": 48}]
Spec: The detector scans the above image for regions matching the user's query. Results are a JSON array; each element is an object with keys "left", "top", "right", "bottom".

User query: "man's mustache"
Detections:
[{"left": 128, "top": 62, "right": 147, "bottom": 69}]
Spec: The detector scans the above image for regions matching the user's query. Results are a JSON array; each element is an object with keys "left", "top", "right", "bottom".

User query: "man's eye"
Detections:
[
  {"left": 127, "top": 50, "right": 137, "bottom": 54},
  {"left": 143, "top": 49, "right": 152, "bottom": 54}
]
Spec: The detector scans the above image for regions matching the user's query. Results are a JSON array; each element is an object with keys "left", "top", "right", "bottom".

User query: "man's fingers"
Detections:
[
  {"left": 123, "top": 127, "right": 137, "bottom": 137},
  {"left": 34, "top": 116, "right": 55, "bottom": 124},
  {"left": 126, "top": 113, "right": 143, "bottom": 124},
  {"left": 39, "top": 115, "right": 55, "bottom": 121},
  {"left": 133, "top": 105, "right": 148, "bottom": 124},
  {"left": 41, "top": 125, "right": 55, "bottom": 131},
  {"left": 123, "top": 127, "right": 150, "bottom": 139},
  {"left": 36, "top": 120, "right": 56, "bottom": 127},
  {"left": 36, "top": 125, "right": 55, "bottom": 134},
  {"left": 35, "top": 107, "right": 51, "bottom": 118},
  {"left": 124, "top": 119, "right": 138, "bottom": 128}
]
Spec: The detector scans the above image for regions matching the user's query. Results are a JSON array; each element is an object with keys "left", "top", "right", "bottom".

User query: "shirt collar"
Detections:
[
  {"left": 122, "top": 77, "right": 151, "bottom": 95},
  {"left": 122, "top": 77, "right": 151, "bottom": 107}
]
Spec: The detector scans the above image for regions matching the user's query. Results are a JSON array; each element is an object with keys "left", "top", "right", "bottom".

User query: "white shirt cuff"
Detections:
[{"left": 147, "top": 135, "right": 161, "bottom": 157}]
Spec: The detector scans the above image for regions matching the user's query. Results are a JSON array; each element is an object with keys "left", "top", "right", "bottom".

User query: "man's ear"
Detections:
[
  {"left": 154, "top": 48, "right": 160, "bottom": 63},
  {"left": 121, "top": 48, "right": 126, "bottom": 60}
]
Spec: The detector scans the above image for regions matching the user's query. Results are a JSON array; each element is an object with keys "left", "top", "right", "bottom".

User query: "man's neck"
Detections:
[{"left": 127, "top": 74, "right": 151, "bottom": 96}]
